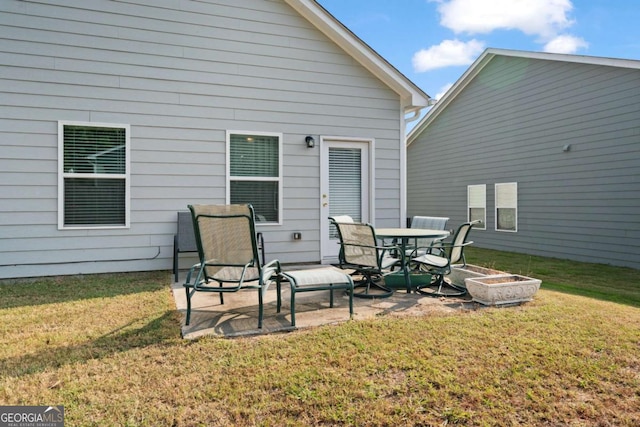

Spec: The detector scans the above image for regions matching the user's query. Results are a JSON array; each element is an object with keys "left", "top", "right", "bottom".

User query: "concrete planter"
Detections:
[
  {"left": 449, "top": 264, "right": 508, "bottom": 287},
  {"left": 465, "top": 274, "right": 541, "bottom": 306}
]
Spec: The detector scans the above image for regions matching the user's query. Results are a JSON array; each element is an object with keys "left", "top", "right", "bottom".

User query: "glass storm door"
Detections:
[{"left": 320, "top": 138, "right": 371, "bottom": 262}]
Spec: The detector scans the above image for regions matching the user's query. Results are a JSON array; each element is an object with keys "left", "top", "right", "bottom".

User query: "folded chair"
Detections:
[
  {"left": 330, "top": 218, "right": 402, "bottom": 299},
  {"left": 183, "top": 204, "right": 281, "bottom": 329},
  {"left": 329, "top": 215, "right": 354, "bottom": 224},
  {"left": 411, "top": 220, "right": 479, "bottom": 297}
]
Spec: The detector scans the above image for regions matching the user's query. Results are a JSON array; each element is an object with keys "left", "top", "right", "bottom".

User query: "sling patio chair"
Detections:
[
  {"left": 330, "top": 217, "right": 402, "bottom": 299},
  {"left": 410, "top": 220, "right": 480, "bottom": 297},
  {"left": 400, "top": 215, "right": 450, "bottom": 258},
  {"left": 183, "top": 204, "right": 281, "bottom": 329}
]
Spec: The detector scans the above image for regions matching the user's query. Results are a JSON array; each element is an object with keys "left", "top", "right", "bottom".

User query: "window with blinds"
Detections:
[
  {"left": 328, "top": 147, "right": 362, "bottom": 239},
  {"left": 495, "top": 182, "right": 518, "bottom": 232},
  {"left": 329, "top": 148, "right": 362, "bottom": 222},
  {"left": 228, "top": 132, "right": 281, "bottom": 223},
  {"left": 467, "top": 184, "right": 486, "bottom": 230},
  {"left": 58, "top": 122, "right": 130, "bottom": 228}
]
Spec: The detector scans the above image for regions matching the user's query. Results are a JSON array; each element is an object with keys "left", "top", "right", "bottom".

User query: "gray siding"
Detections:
[
  {"left": 408, "top": 55, "right": 640, "bottom": 269},
  {"left": 0, "top": 0, "right": 402, "bottom": 279}
]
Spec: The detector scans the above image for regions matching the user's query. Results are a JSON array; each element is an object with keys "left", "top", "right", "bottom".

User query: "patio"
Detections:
[{"left": 173, "top": 265, "right": 474, "bottom": 339}]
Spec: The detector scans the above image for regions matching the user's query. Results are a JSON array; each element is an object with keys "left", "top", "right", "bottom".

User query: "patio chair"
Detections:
[
  {"left": 330, "top": 218, "right": 402, "bottom": 298},
  {"left": 328, "top": 215, "right": 354, "bottom": 263},
  {"left": 183, "top": 204, "right": 281, "bottom": 329},
  {"left": 405, "top": 215, "right": 450, "bottom": 257},
  {"left": 410, "top": 220, "right": 480, "bottom": 297}
]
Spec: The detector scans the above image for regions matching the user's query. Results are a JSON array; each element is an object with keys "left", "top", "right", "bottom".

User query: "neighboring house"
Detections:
[
  {"left": 407, "top": 48, "right": 639, "bottom": 269},
  {"left": 1, "top": 0, "right": 430, "bottom": 279}
]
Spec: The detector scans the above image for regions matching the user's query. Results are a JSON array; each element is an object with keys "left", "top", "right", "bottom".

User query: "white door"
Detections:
[{"left": 320, "top": 138, "right": 372, "bottom": 263}]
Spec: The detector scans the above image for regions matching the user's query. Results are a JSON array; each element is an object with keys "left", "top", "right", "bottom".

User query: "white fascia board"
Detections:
[
  {"left": 284, "top": 0, "right": 430, "bottom": 111},
  {"left": 486, "top": 47, "right": 640, "bottom": 70}
]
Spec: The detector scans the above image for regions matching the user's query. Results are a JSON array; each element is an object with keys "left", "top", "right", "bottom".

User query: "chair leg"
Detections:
[
  {"left": 352, "top": 272, "right": 393, "bottom": 299},
  {"left": 185, "top": 287, "right": 194, "bottom": 326},
  {"left": 258, "top": 288, "right": 264, "bottom": 329},
  {"left": 416, "top": 274, "right": 466, "bottom": 297},
  {"left": 290, "top": 287, "right": 296, "bottom": 327},
  {"left": 276, "top": 280, "right": 282, "bottom": 313},
  {"left": 347, "top": 279, "right": 354, "bottom": 319},
  {"left": 329, "top": 286, "right": 334, "bottom": 308}
]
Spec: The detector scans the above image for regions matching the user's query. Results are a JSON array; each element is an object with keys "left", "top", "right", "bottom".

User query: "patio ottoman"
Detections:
[{"left": 279, "top": 268, "right": 354, "bottom": 327}]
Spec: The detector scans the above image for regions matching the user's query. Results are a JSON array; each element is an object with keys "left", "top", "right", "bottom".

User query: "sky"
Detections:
[{"left": 317, "top": 0, "right": 640, "bottom": 101}]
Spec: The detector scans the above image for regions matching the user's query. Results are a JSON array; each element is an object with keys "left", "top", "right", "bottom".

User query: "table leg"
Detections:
[{"left": 401, "top": 238, "right": 411, "bottom": 293}]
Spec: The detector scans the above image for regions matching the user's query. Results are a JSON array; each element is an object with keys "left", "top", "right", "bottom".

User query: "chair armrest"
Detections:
[
  {"left": 438, "top": 240, "right": 474, "bottom": 249},
  {"left": 409, "top": 240, "right": 473, "bottom": 258},
  {"left": 343, "top": 242, "right": 399, "bottom": 252},
  {"left": 263, "top": 258, "right": 281, "bottom": 269},
  {"left": 408, "top": 246, "right": 446, "bottom": 258},
  {"left": 378, "top": 244, "right": 405, "bottom": 267},
  {"left": 344, "top": 243, "right": 400, "bottom": 250},
  {"left": 261, "top": 259, "right": 281, "bottom": 290},
  {"left": 341, "top": 242, "right": 404, "bottom": 268},
  {"left": 183, "top": 262, "right": 203, "bottom": 287},
  {"left": 262, "top": 259, "right": 281, "bottom": 280},
  {"left": 344, "top": 242, "right": 403, "bottom": 256}
]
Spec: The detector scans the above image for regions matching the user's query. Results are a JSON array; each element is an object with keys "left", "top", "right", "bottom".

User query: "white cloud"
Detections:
[
  {"left": 413, "top": 39, "right": 485, "bottom": 72},
  {"left": 543, "top": 34, "right": 588, "bottom": 54},
  {"left": 435, "top": 0, "right": 575, "bottom": 38}
]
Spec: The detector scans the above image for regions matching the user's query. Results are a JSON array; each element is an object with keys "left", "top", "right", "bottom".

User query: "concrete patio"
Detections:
[{"left": 172, "top": 265, "right": 474, "bottom": 339}]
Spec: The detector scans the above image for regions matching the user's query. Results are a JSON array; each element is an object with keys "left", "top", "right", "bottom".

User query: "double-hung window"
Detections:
[
  {"left": 467, "top": 184, "right": 486, "bottom": 230},
  {"left": 58, "top": 121, "right": 130, "bottom": 229},
  {"left": 227, "top": 131, "right": 282, "bottom": 224},
  {"left": 495, "top": 182, "right": 518, "bottom": 232}
]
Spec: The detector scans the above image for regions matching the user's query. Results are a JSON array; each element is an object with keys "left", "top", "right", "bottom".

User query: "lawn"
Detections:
[{"left": 1, "top": 249, "right": 639, "bottom": 426}]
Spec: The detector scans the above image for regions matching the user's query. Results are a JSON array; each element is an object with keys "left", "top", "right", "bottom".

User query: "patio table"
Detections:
[{"left": 375, "top": 228, "right": 450, "bottom": 293}]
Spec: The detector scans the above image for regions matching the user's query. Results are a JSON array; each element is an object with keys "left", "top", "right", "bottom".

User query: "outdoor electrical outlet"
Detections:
[{"left": 293, "top": 232, "right": 302, "bottom": 240}]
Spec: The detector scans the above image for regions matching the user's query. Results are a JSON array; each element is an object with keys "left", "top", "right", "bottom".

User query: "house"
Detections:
[
  {"left": 0, "top": 0, "right": 430, "bottom": 279},
  {"left": 407, "top": 48, "right": 640, "bottom": 269}
]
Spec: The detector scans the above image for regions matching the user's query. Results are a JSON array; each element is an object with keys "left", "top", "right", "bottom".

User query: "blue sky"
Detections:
[{"left": 317, "top": 0, "right": 640, "bottom": 101}]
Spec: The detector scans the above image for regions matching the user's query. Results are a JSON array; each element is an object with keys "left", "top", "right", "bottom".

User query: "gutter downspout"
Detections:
[
  {"left": 404, "top": 106, "right": 422, "bottom": 123},
  {"left": 400, "top": 103, "right": 429, "bottom": 227}
]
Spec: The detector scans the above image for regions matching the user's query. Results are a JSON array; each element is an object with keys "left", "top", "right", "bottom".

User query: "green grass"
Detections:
[{"left": 1, "top": 250, "right": 639, "bottom": 426}]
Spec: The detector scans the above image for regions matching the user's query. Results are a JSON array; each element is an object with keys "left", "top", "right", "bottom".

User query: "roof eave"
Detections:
[
  {"left": 284, "top": 0, "right": 430, "bottom": 111},
  {"left": 407, "top": 47, "right": 640, "bottom": 145}
]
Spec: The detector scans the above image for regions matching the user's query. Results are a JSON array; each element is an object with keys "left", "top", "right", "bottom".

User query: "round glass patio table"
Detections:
[{"left": 375, "top": 228, "right": 450, "bottom": 293}]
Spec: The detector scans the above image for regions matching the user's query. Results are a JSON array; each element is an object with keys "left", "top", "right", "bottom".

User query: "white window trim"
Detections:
[
  {"left": 57, "top": 121, "right": 131, "bottom": 230},
  {"left": 467, "top": 184, "right": 486, "bottom": 230},
  {"left": 495, "top": 182, "right": 518, "bottom": 232},
  {"left": 226, "top": 130, "right": 283, "bottom": 226}
]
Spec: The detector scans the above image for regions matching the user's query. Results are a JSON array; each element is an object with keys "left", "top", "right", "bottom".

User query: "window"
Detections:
[
  {"left": 467, "top": 184, "right": 486, "bottom": 230},
  {"left": 58, "top": 121, "right": 130, "bottom": 229},
  {"left": 329, "top": 147, "right": 362, "bottom": 222},
  {"left": 328, "top": 147, "right": 362, "bottom": 239},
  {"left": 495, "top": 182, "right": 517, "bottom": 232},
  {"left": 227, "top": 131, "right": 282, "bottom": 224}
]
